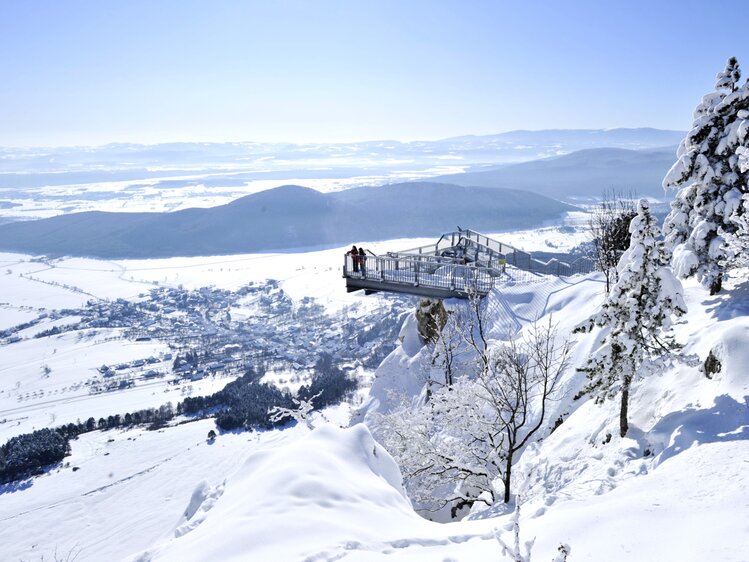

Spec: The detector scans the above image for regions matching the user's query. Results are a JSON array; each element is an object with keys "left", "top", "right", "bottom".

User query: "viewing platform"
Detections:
[{"left": 343, "top": 229, "right": 594, "bottom": 299}]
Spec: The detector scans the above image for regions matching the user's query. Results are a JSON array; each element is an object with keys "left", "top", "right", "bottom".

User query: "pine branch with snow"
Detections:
[{"left": 725, "top": 193, "right": 749, "bottom": 268}]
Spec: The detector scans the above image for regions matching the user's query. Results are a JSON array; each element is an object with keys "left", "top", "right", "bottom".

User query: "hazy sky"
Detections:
[{"left": 2, "top": 0, "right": 748, "bottom": 147}]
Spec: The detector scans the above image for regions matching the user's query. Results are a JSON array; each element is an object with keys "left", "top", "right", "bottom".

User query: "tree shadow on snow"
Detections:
[
  {"left": 0, "top": 478, "right": 33, "bottom": 495},
  {"left": 641, "top": 394, "right": 749, "bottom": 467},
  {"left": 703, "top": 278, "right": 749, "bottom": 321}
]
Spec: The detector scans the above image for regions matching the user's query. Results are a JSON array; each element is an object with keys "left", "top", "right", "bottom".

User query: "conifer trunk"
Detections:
[{"left": 620, "top": 374, "right": 631, "bottom": 437}]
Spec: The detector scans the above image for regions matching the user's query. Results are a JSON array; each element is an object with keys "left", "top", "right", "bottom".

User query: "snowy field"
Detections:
[{"left": 3, "top": 271, "right": 743, "bottom": 562}]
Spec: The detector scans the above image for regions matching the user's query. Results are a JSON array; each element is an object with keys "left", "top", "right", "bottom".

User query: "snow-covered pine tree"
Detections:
[
  {"left": 576, "top": 200, "right": 686, "bottom": 437},
  {"left": 715, "top": 56, "right": 742, "bottom": 92},
  {"left": 726, "top": 206, "right": 749, "bottom": 272},
  {"left": 728, "top": 148, "right": 749, "bottom": 267},
  {"left": 663, "top": 56, "right": 749, "bottom": 294}
]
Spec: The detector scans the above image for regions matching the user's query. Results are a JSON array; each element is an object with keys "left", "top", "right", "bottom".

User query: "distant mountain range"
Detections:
[
  {"left": 442, "top": 128, "right": 683, "bottom": 148},
  {"left": 0, "top": 128, "right": 684, "bottom": 175},
  {"left": 436, "top": 146, "right": 678, "bottom": 200},
  {"left": 0, "top": 183, "right": 575, "bottom": 258},
  {"left": 0, "top": 132, "right": 686, "bottom": 258}
]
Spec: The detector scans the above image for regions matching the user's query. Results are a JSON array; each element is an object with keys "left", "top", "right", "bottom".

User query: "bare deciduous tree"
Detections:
[
  {"left": 459, "top": 285, "right": 491, "bottom": 372},
  {"left": 587, "top": 189, "right": 637, "bottom": 293},
  {"left": 373, "top": 317, "right": 571, "bottom": 516},
  {"left": 429, "top": 309, "right": 463, "bottom": 388},
  {"left": 269, "top": 392, "right": 322, "bottom": 430},
  {"left": 478, "top": 318, "right": 571, "bottom": 502}
]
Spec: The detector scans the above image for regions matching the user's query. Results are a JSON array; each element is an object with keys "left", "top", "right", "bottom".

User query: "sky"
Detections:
[{"left": 1, "top": 0, "right": 748, "bottom": 147}]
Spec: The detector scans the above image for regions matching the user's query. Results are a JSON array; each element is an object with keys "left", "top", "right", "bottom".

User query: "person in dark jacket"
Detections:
[
  {"left": 349, "top": 245, "right": 359, "bottom": 273},
  {"left": 358, "top": 247, "right": 367, "bottom": 276}
]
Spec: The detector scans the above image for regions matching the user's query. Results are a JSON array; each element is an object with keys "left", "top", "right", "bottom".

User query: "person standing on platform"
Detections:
[
  {"left": 348, "top": 245, "right": 359, "bottom": 273},
  {"left": 358, "top": 247, "right": 367, "bottom": 276}
]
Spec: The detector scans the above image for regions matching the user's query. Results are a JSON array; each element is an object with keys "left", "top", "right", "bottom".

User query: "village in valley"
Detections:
[{"left": 0, "top": 272, "right": 411, "bottom": 427}]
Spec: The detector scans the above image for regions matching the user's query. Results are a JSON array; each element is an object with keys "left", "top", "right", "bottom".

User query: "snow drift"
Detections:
[{"left": 133, "top": 425, "right": 430, "bottom": 562}]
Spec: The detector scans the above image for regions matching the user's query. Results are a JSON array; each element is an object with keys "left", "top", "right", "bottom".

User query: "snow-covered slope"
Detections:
[
  {"left": 131, "top": 272, "right": 748, "bottom": 561},
  {"left": 513, "top": 276, "right": 749, "bottom": 508},
  {"left": 134, "top": 424, "right": 432, "bottom": 562}
]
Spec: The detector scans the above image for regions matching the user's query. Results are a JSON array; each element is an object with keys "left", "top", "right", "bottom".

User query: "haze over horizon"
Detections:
[
  {"left": 0, "top": 126, "right": 686, "bottom": 151},
  {"left": 2, "top": 0, "right": 748, "bottom": 147}
]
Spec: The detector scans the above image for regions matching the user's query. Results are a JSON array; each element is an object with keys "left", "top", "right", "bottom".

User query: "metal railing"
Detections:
[
  {"left": 344, "top": 253, "right": 501, "bottom": 295},
  {"left": 343, "top": 230, "right": 596, "bottom": 297},
  {"left": 391, "top": 229, "right": 594, "bottom": 278}
]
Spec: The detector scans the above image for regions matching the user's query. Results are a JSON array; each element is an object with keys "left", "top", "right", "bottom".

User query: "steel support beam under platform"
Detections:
[{"left": 345, "top": 277, "right": 472, "bottom": 299}]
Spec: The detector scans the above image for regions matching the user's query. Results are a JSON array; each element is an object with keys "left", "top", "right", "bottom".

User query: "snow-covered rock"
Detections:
[{"left": 351, "top": 311, "right": 431, "bottom": 423}]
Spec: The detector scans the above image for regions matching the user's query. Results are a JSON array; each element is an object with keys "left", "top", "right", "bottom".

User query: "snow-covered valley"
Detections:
[{"left": 1, "top": 211, "right": 747, "bottom": 561}]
